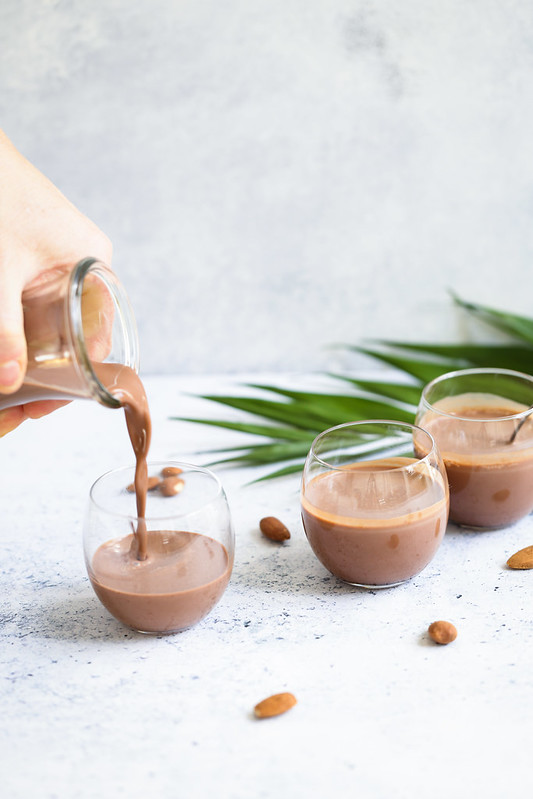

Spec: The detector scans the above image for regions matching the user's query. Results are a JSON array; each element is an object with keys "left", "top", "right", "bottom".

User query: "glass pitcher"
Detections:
[{"left": 0, "top": 257, "right": 139, "bottom": 411}]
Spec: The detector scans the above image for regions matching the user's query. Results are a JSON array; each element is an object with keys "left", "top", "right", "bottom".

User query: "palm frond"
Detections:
[
  {"left": 247, "top": 462, "right": 308, "bottom": 483},
  {"left": 174, "top": 295, "right": 533, "bottom": 479},
  {"left": 347, "top": 346, "right": 461, "bottom": 383},
  {"left": 175, "top": 417, "right": 313, "bottom": 442},
  {"left": 330, "top": 375, "right": 422, "bottom": 407},
  {"left": 452, "top": 294, "right": 533, "bottom": 345},
  {"left": 247, "top": 385, "right": 415, "bottom": 423},
  {"left": 377, "top": 341, "right": 533, "bottom": 372},
  {"left": 195, "top": 394, "right": 324, "bottom": 431},
  {"left": 208, "top": 440, "right": 313, "bottom": 465}
]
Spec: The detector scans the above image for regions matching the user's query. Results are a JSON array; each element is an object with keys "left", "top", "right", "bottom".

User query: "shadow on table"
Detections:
[
  {"left": 230, "top": 536, "right": 385, "bottom": 598},
  {"left": 23, "top": 584, "right": 140, "bottom": 643},
  {"left": 24, "top": 535, "right": 411, "bottom": 642}
]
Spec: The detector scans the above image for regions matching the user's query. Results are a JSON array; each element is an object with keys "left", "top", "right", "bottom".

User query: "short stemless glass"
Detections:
[
  {"left": 84, "top": 462, "right": 234, "bottom": 634},
  {"left": 301, "top": 421, "right": 449, "bottom": 588},
  {"left": 415, "top": 368, "right": 533, "bottom": 529}
]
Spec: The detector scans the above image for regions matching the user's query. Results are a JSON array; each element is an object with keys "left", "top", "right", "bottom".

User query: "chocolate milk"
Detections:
[
  {"left": 88, "top": 530, "right": 231, "bottom": 633},
  {"left": 417, "top": 393, "right": 533, "bottom": 528},
  {"left": 301, "top": 458, "right": 448, "bottom": 586},
  {"left": 0, "top": 363, "right": 92, "bottom": 409},
  {"left": 87, "top": 364, "right": 231, "bottom": 632}
]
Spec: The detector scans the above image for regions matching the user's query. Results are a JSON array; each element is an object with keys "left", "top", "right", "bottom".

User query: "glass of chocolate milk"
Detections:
[
  {"left": 0, "top": 257, "right": 139, "bottom": 411},
  {"left": 301, "top": 421, "right": 449, "bottom": 588},
  {"left": 416, "top": 368, "right": 533, "bottom": 529},
  {"left": 84, "top": 461, "right": 234, "bottom": 634}
]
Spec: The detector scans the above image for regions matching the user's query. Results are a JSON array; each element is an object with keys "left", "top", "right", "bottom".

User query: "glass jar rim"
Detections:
[
  {"left": 89, "top": 461, "right": 224, "bottom": 522},
  {"left": 420, "top": 367, "right": 533, "bottom": 422},
  {"left": 68, "top": 257, "right": 140, "bottom": 408},
  {"left": 309, "top": 419, "right": 437, "bottom": 472}
]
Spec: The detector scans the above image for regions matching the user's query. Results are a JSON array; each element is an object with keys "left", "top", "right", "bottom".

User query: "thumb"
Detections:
[{"left": 0, "top": 272, "right": 27, "bottom": 394}]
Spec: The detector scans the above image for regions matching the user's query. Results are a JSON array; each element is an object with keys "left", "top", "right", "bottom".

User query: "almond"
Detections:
[
  {"left": 259, "top": 516, "right": 290, "bottom": 542},
  {"left": 428, "top": 620, "right": 457, "bottom": 645},
  {"left": 507, "top": 545, "right": 533, "bottom": 570},
  {"left": 254, "top": 692, "right": 297, "bottom": 719},
  {"left": 159, "top": 476, "right": 185, "bottom": 497},
  {"left": 161, "top": 466, "right": 183, "bottom": 478},
  {"left": 127, "top": 476, "right": 160, "bottom": 493}
]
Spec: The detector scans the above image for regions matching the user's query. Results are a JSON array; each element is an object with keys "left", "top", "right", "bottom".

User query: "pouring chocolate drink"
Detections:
[{"left": 3, "top": 257, "right": 234, "bottom": 633}]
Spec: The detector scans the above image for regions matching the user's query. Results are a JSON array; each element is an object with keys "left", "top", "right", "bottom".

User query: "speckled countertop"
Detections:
[{"left": 1, "top": 375, "right": 532, "bottom": 799}]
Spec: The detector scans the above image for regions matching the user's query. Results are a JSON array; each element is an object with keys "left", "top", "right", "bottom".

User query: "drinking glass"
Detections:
[
  {"left": 84, "top": 461, "right": 234, "bottom": 634},
  {"left": 301, "top": 421, "right": 449, "bottom": 588},
  {"left": 415, "top": 368, "right": 533, "bottom": 529}
]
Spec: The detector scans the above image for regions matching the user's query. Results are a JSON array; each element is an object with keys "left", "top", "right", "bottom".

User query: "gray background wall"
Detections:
[{"left": 1, "top": 1, "right": 532, "bottom": 374}]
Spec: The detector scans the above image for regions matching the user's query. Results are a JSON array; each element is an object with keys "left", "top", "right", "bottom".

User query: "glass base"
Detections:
[
  {"left": 133, "top": 626, "right": 190, "bottom": 636},
  {"left": 341, "top": 578, "right": 409, "bottom": 589},
  {"left": 453, "top": 520, "right": 513, "bottom": 532}
]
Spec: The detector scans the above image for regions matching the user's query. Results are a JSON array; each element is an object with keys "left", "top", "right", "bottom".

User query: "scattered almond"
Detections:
[
  {"left": 127, "top": 476, "right": 160, "bottom": 493},
  {"left": 159, "top": 476, "right": 185, "bottom": 497},
  {"left": 507, "top": 545, "right": 533, "bottom": 570},
  {"left": 254, "top": 692, "right": 297, "bottom": 719},
  {"left": 161, "top": 466, "right": 183, "bottom": 478},
  {"left": 428, "top": 620, "right": 457, "bottom": 645},
  {"left": 259, "top": 516, "right": 290, "bottom": 542}
]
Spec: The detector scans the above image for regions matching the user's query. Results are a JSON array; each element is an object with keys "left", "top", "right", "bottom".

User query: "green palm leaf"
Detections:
[
  {"left": 330, "top": 376, "right": 422, "bottom": 407},
  {"left": 247, "top": 386, "right": 415, "bottom": 423},
  {"left": 378, "top": 342, "right": 533, "bottom": 372},
  {"left": 175, "top": 295, "right": 533, "bottom": 479},
  {"left": 208, "top": 440, "right": 314, "bottom": 466},
  {"left": 175, "top": 417, "right": 313, "bottom": 442},
  {"left": 452, "top": 294, "right": 533, "bottom": 345},
  {"left": 348, "top": 346, "right": 460, "bottom": 383},
  {"left": 249, "top": 462, "right": 308, "bottom": 482},
  {"left": 196, "top": 394, "right": 325, "bottom": 431}
]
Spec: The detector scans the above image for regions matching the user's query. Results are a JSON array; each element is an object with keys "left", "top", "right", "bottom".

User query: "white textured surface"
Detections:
[
  {"left": 1, "top": 2, "right": 533, "bottom": 373},
  {"left": 1, "top": 374, "right": 533, "bottom": 799}
]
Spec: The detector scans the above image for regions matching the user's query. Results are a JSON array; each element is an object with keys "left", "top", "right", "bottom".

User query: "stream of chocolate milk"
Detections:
[
  {"left": 94, "top": 363, "right": 151, "bottom": 560},
  {"left": 1, "top": 361, "right": 152, "bottom": 558},
  {"left": 90, "top": 364, "right": 231, "bottom": 632}
]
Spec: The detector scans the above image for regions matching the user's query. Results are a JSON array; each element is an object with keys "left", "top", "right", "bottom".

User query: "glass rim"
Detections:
[
  {"left": 89, "top": 460, "right": 224, "bottom": 522},
  {"left": 420, "top": 367, "right": 533, "bottom": 422},
  {"left": 68, "top": 257, "right": 140, "bottom": 408},
  {"left": 309, "top": 419, "right": 438, "bottom": 473}
]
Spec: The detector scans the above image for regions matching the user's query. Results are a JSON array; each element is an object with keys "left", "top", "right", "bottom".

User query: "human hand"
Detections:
[{"left": 0, "top": 129, "right": 113, "bottom": 436}]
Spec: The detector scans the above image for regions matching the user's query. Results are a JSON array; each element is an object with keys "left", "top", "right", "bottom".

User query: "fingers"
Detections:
[
  {"left": 0, "top": 399, "right": 70, "bottom": 437},
  {"left": 0, "top": 406, "right": 26, "bottom": 437},
  {"left": 23, "top": 399, "right": 70, "bottom": 419},
  {"left": 0, "top": 268, "right": 27, "bottom": 394},
  {"left": 0, "top": 128, "right": 115, "bottom": 428}
]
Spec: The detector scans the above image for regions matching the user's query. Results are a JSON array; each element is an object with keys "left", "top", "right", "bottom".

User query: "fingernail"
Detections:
[{"left": 0, "top": 360, "right": 22, "bottom": 388}]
